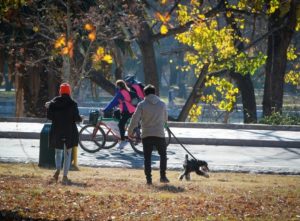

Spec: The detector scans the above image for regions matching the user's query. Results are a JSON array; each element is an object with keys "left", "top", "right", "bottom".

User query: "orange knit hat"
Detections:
[{"left": 59, "top": 83, "right": 71, "bottom": 95}]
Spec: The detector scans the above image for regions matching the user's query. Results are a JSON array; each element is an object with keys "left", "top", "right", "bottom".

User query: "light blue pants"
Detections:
[{"left": 55, "top": 146, "right": 72, "bottom": 177}]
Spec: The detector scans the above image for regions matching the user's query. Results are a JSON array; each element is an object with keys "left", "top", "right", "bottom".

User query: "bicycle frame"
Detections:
[
  {"left": 79, "top": 115, "right": 170, "bottom": 155},
  {"left": 97, "top": 118, "right": 121, "bottom": 141}
]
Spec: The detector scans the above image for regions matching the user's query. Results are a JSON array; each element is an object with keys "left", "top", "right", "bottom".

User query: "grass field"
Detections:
[{"left": 0, "top": 163, "right": 299, "bottom": 220}]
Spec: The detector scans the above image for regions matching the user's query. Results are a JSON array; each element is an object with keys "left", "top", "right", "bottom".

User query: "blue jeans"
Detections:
[{"left": 55, "top": 145, "right": 72, "bottom": 177}]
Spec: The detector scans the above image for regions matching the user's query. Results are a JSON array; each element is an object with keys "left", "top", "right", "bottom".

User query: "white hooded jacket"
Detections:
[{"left": 128, "top": 94, "right": 168, "bottom": 138}]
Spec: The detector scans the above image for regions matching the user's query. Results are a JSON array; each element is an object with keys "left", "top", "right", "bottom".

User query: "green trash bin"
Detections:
[{"left": 38, "top": 123, "right": 55, "bottom": 168}]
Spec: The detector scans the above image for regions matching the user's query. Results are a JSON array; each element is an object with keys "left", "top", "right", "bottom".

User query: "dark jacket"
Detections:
[{"left": 46, "top": 94, "right": 82, "bottom": 149}]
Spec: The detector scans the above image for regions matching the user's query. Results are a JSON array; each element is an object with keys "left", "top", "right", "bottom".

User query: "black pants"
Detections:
[
  {"left": 118, "top": 111, "right": 132, "bottom": 140},
  {"left": 142, "top": 137, "right": 167, "bottom": 181}
]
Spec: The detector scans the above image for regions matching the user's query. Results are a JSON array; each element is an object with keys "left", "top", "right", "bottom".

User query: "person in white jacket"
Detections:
[{"left": 128, "top": 84, "right": 169, "bottom": 185}]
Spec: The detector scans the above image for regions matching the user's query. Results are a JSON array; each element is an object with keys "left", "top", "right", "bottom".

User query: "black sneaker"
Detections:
[
  {"left": 160, "top": 177, "right": 170, "bottom": 183},
  {"left": 62, "top": 176, "right": 71, "bottom": 185},
  {"left": 146, "top": 179, "right": 152, "bottom": 185}
]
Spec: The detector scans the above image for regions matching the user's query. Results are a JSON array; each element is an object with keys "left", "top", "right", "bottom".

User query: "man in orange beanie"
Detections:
[{"left": 45, "top": 83, "right": 82, "bottom": 185}]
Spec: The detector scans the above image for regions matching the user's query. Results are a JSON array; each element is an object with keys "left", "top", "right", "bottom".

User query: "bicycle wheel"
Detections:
[
  {"left": 101, "top": 126, "right": 119, "bottom": 149},
  {"left": 79, "top": 125, "right": 106, "bottom": 153},
  {"left": 130, "top": 127, "right": 171, "bottom": 155}
]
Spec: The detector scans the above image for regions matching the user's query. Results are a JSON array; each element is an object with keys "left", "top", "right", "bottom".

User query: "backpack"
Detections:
[{"left": 129, "top": 90, "right": 142, "bottom": 106}]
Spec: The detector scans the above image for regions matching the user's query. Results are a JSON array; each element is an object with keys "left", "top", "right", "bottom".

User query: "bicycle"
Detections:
[{"left": 78, "top": 110, "right": 171, "bottom": 155}]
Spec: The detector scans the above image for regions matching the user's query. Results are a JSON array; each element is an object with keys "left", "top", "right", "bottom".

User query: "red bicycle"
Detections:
[{"left": 78, "top": 112, "right": 171, "bottom": 155}]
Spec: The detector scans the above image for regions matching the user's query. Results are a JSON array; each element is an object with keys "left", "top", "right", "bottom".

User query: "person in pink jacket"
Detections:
[{"left": 103, "top": 80, "right": 136, "bottom": 149}]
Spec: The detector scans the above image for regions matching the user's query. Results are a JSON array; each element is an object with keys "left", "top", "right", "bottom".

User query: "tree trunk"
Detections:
[
  {"left": 110, "top": 41, "right": 124, "bottom": 80},
  {"left": 47, "top": 64, "right": 61, "bottom": 99},
  {"left": 15, "top": 62, "right": 24, "bottom": 117},
  {"left": 89, "top": 70, "right": 115, "bottom": 96},
  {"left": 230, "top": 72, "right": 257, "bottom": 123},
  {"left": 0, "top": 49, "right": 13, "bottom": 91},
  {"left": 223, "top": 0, "right": 257, "bottom": 123},
  {"left": 178, "top": 76, "right": 187, "bottom": 99},
  {"left": 137, "top": 23, "right": 160, "bottom": 94},
  {"left": 21, "top": 64, "right": 51, "bottom": 117},
  {"left": 15, "top": 74, "right": 24, "bottom": 117},
  {"left": 263, "top": 1, "right": 298, "bottom": 117},
  {"left": 177, "top": 65, "right": 208, "bottom": 121},
  {"left": 169, "top": 60, "right": 177, "bottom": 86},
  {"left": 0, "top": 48, "right": 4, "bottom": 85},
  {"left": 36, "top": 66, "right": 50, "bottom": 117},
  {"left": 23, "top": 68, "right": 36, "bottom": 117}
]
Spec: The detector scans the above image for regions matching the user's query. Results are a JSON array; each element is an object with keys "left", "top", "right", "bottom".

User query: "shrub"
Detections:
[{"left": 259, "top": 112, "right": 300, "bottom": 125}]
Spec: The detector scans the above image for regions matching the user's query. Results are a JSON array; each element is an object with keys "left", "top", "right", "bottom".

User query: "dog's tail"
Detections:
[{"left": 185, "top": 154, "right": 188, "bottom": 160}]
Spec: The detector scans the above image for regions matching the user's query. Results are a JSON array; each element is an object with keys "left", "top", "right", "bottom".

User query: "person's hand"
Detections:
[
  {"left": 128, "top": 133, "right": 134, "bottom": 140},
  {"left": 45, "top": 102, "right": 51, "bottom": 109}
]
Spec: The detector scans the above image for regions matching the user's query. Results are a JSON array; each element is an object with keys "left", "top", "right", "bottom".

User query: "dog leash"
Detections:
[{"left": 167, "top": 126, "right": 198, "bottom": 161}]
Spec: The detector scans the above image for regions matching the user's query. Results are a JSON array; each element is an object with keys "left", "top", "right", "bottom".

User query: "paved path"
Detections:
[
  {"left": 0, "top": 138, "right": 300, "bottom": 175},
  {"left": 1, "top": 122, "right": 300, "bottom": 147},
  {"left": 0, "top": 121, "right": 300, "bottom": 174}
]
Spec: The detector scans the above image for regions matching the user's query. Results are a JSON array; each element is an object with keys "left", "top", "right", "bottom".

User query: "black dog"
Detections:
[{"left": 179, "top": 154, "right": 209, "bottom": 180}]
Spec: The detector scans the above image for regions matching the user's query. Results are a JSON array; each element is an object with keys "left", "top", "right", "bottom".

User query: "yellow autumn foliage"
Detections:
[
  {"left": 202, "top": 76, "right": 239, "bottom": 112},
  {"left": 102, "top": 54, "right": 113, "bottom": 64},
  {"left": 92, "top": 47, "right": 113, "bottom": 66},
  {"left": 88, "top": 31, "right": 96, "bottom": 42},
  {"left": 84, "top": 23, "right": 95, "bottom": 31},
  {"left": 188, "top": 104, "right": 202, "bottom": 122},
  {"left": 160, "top": 24, "right": 169, "bottom": 35},
  {"left": 285, "top": 70, "right": 300, "bottom": 86},
  {"left": 54, "top": 35, "right": 66, "bottom": 49},
  {"left": 54, "top": 35, "right": 73, "bottom": 58},
  {"left": 287, "top": 45, "right": 298, "bottom": 61}
]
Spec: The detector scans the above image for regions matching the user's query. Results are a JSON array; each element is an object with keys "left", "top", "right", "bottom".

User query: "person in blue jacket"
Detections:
[{"left": 103, "top": 80, "right": 136, "bottom": 149}]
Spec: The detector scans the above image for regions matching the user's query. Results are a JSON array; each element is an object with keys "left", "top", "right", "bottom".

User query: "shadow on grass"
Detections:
[
  {"left": 153, "top": 184, "right": 185, "bottom": 193},
  {"left": 67, "top": 180, "right": 90, "bottom": 187},
  {"left": 1, "top": 209, "right": 50, "bottom": 221},
  {"left": 47, "top": 178, "right": 91, "bottom": 188}
]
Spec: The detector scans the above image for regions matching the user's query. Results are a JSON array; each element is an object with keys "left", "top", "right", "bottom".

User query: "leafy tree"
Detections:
[
  {"left": 0, "top": 0, "right": 133, "bottom": 116},
  {"left": 156, "top": 0, "right": 300, "bottom": 123},
  {"left": 2, "top": 0, "right": 299, "bottom": 123},
  {"left": 158, "top": 0, "right": 265, "bottom": 122},
  {"left": 262, "top": 0, "right": 300, "bottom": 117}
]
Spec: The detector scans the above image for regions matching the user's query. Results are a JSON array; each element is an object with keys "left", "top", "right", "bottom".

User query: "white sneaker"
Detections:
[{"left": 118, "top": 141, "right": 127, "bottom": 150}]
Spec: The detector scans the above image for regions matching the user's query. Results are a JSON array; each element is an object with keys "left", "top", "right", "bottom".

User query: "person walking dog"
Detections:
[
  {"left": 45, "top": 83, "right": 82, "bottom": 185},
  {"left": 127, "top": 84, "right": 169, "bottom": 185}
]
